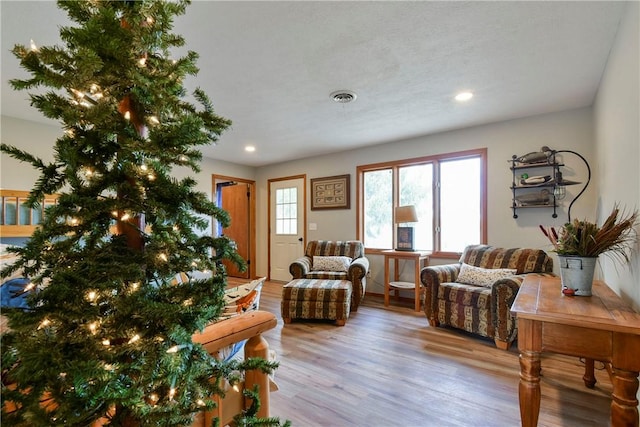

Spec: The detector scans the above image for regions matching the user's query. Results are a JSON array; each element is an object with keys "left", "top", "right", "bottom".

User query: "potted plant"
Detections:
[{"left": 540, "top": 205, "right": 639, "bottom": 296}]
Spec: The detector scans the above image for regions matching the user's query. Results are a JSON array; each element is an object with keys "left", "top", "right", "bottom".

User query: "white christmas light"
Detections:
[
  {"left": 102, "top": 339, "right": 110, "bottom": 346},
  {"left": 131, "top": 282, "right": 140, "bottom": 291},
  {"left": 71, "top": 89, "right": 86, "bottom": 99},
  {"left": 166, "top": 345, "right": 180, "bottom": 353},
  {"left": 149, "top": 116, "right": 160, "bottom": 125},
  {"left": 196, "top": 399, "right": 205, "bottom": 407},
  {"left": 128, "top": 334, "right": 140, "bottom": 344},
  {"left": 87, "top": 290, "right": 97, "bottom": 302},
  {"left": 140, "top": 164, "right": 148, "bottom": 171},
  {"left": 147, "top": 173, "right": 156, "bottom": 181},
  {"left": 169, "top": 388, "right": 176, "bottom": 399},
  {"left": 138, "top": 57, "right": 147, "bottom": 67},
  {"left": 120, "top": 213, "right": 131, "bottom": 221},
  {"left": 158, "top": 253, "right": 168, "bottom": 262},
  {"left": 88, "top": 322, "right": 98, "bottom": 334},
  {"left": 30, "top": 39, "right": 38, "bottom": 51},
  {"left": 38, "top": 319, "right": 51, "bottom": 329},
  {"left": 124, "top": 111, "right": 131, "bottom": 120}
]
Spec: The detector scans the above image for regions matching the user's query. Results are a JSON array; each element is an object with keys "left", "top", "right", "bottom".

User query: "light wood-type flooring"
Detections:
[{"left": 255, "top": 280, "right": 613, "bottom": 427}]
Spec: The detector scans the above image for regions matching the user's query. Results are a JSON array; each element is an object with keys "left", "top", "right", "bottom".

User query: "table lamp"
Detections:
[{"left": 395, "top": 205, "right": 418, "bottom": 251}]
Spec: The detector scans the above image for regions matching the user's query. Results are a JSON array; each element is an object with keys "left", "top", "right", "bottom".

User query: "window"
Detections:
[
  {"left": 275, "top": 187, "right": 298, "bottom": 235},
  {"left": 358, "top": 148, "right": 486, "bottom": 256}
]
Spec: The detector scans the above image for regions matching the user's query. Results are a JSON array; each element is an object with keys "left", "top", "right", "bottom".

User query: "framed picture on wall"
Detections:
[{"left": 310, "top": 174, "right": 350, "bottom": 210}]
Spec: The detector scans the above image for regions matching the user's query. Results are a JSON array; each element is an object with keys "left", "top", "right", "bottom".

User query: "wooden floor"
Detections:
[{"left": 255, "top": 281, "right": 613, "bottom": 427}]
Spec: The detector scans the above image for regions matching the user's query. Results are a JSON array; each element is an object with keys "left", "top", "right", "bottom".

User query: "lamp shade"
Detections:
[{"left": 395, "top": 205, "right": 418, "bottom": 224}]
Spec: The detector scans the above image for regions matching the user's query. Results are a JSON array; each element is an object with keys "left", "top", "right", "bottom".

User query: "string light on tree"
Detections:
[{"left": 86, "top": 290, "right": 97, "bottom": 302}]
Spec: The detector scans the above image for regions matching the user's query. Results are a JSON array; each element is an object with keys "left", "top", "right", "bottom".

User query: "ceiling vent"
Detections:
[{"left": 330, "top": 90, "right": 357, "bottom": 103}]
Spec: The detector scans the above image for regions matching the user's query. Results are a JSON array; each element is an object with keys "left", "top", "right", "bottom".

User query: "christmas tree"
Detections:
[{"left": 1, "top": 1, "right": 282, "bottom": 425}]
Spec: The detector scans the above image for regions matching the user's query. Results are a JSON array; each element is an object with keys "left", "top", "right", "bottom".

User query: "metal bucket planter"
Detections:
[{"left": 558, "top": 255, "right": 597, "bottom": 296}]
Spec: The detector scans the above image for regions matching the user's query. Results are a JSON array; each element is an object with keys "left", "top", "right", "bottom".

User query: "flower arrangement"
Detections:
[{"left": 540, "top": 205, "right": 639, "bottom": 263}]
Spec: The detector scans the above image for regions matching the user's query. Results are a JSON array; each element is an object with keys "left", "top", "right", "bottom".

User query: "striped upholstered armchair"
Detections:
[
  {"left": 420, "top": 245, "right": 553, "bottom": 350},
  {"left": 289, "top": 240, "right": 369, "bottom": 311}
]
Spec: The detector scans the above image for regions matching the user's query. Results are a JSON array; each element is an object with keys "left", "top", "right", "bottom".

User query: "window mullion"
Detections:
[
  {"left": 392, "top": 166, "right": 400, "bottom": 249},
  {"left": 434, "top": 162, "right": 441, "bottom": 252}
]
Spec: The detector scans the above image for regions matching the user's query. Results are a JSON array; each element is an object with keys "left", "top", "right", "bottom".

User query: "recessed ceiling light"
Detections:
[
  {"left": 244, "top": 145, "right": 255, "bottom": 152},
  {"left": 455, "top": 91, "right": 474, "bottom": 102},
  {"left": 330, "top": 90, "right": 357, "bottom": 103}
]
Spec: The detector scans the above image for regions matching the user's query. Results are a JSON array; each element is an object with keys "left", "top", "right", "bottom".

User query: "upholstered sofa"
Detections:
[
  {"left": 420, "top": 245, "right": 553, "bottom": 349},
  {"left": 289, "top": 240, "right": 369, "bottom": 311}
]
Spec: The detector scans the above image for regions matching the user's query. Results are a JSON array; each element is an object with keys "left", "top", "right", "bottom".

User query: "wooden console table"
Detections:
[
  {"left": 383, "top": 250, "right": 430, "bottom": 312},
  {"left": 511, "top": 275, "right": 640, "bottom": 427}
]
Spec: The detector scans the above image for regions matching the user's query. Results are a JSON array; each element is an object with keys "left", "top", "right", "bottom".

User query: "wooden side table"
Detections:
[
  {"left": 511, "top": 275, "right": 640, "bottom": 427},
  {"left": 382, "top": 249, "right": 430, "bottom": 312}
]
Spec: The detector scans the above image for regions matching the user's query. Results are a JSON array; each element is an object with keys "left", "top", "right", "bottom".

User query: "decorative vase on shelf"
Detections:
[{"left": 558, "top": 255, "right": 597, "bottom": 296}]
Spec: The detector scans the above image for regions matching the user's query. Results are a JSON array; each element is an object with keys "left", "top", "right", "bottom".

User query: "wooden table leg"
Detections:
[
  {"left": 610, "top": 367, "right": 639, "bottom": 427},
  {"left": 583, "top": 358, "right": 596, "bottom": 389},
  {"left": 519, "top": 350, "right": 541, "bottom": 427},
  {"left": 384, "top": 256, "right": 390, "bottom": 307},
  {"left": 413, "top": 257, "right": 420, "bottom": 312}
]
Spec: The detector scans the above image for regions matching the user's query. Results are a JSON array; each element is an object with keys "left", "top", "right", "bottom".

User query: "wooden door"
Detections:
[{"left": 220, "top": 182, "right": 250, "bottom": 279}]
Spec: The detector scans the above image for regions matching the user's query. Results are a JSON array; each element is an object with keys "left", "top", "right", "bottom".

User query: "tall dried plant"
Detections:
[{"left": 540, "top": 205, "right": 639, "bottom": 262}]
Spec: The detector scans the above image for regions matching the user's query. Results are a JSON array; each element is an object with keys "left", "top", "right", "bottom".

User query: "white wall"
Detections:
[
  {"left": 255, "top": 108, "right": 596, "bottom": 294},
  {"left": 594, "top": 1, "right": 640, "bottom": 311}
]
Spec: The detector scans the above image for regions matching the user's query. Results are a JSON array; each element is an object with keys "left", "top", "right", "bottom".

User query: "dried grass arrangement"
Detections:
[{"left": 540, "top": 205, "right": 639, "bottom": 263}]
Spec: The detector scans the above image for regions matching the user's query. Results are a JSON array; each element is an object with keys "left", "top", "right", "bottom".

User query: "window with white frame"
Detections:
[
  {"left": 358, "top": 148, "right": 486, "bottom": 255},
  {"left": 275, "top": 187, "right": 298, "bottom": 235}
]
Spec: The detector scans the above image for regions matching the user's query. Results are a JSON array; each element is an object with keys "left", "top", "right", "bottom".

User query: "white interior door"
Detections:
[{"left": 269, "top": 177, "right": 305, "bottom": 282}]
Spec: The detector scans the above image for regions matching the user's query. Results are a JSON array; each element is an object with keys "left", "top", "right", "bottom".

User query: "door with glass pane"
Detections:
[{"left": 269, "top": 177, "right": 305, "bottom": 282}]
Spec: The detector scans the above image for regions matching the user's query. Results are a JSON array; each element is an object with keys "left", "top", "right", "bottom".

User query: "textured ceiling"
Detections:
[{"left": 1, "top": 1, "right": 627, "bottom": 167}]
